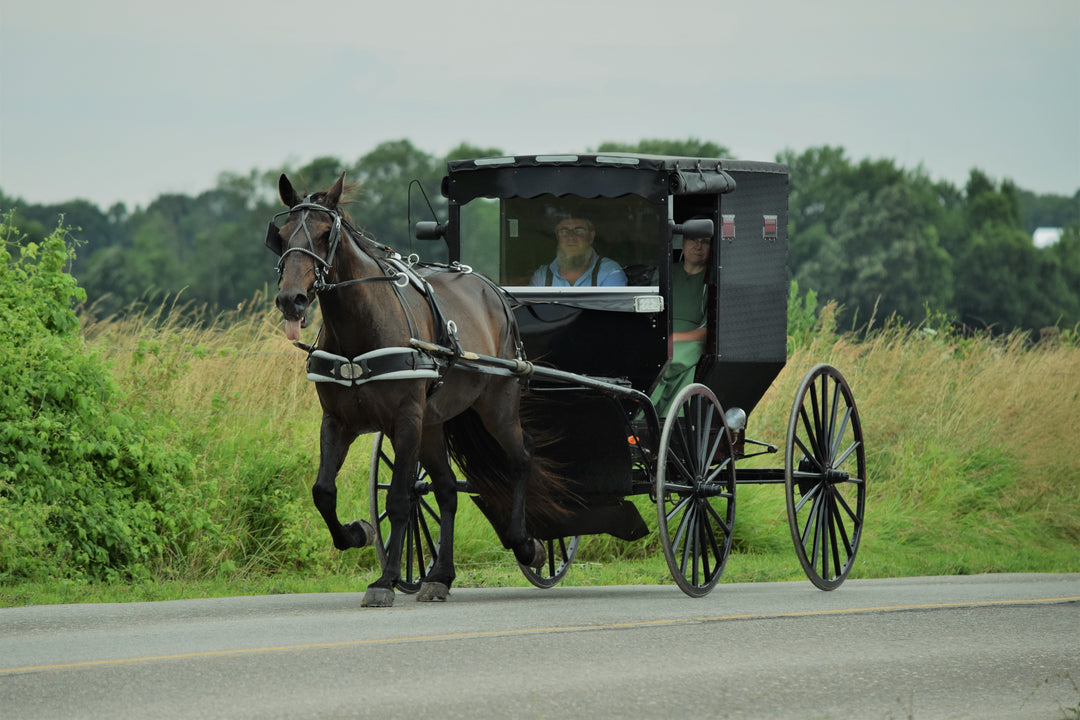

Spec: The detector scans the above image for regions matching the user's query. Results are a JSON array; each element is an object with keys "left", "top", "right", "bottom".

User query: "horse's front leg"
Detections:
[
  {"left": 312, "top": 413, "right": 372, "bottom": 551},
  {"left": 362, "top": 418, "right": 422, "bottom": 608},
  {"left": 415, "top": 428, "right": 458, "bottom": 602}
]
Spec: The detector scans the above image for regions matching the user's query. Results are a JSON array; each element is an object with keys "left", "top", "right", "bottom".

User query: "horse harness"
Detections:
[{"left": 267, "top": 198, "right": 524, "bottom": 394}]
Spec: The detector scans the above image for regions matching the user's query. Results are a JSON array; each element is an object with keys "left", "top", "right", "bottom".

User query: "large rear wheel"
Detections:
[
  {"left": 784, "top": 364, "right": 867, "bottom": 590},
  {"left": 656, "top": 384, "right": 736, "bottom": 597}
]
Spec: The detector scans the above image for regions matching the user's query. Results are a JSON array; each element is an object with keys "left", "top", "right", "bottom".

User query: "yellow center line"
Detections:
[{"left": 3, "top": 595, "right": 1076, "bottom": 676}]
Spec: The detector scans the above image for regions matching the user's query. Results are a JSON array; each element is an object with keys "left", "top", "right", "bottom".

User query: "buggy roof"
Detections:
[{"left": 442, "top": 153, "right": 787, "bottom": 203}]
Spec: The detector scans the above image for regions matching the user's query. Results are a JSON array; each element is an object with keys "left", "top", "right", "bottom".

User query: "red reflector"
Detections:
[{"left": 763, "top": 215, "right": 778, "bottom": 240}]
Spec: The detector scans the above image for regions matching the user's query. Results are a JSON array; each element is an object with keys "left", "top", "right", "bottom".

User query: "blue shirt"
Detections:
[{"left": 529, "top": 252, "right": 627, "bottom": 287}]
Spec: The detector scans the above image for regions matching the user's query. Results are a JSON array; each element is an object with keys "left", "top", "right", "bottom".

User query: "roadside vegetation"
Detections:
[{"left": 1, "top": 216, "right": 1078, "bottom": 607}]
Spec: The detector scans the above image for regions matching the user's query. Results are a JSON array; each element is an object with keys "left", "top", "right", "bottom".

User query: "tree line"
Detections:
[{"left": 1, "top": 138, "right": 1078, "bottom": 332}]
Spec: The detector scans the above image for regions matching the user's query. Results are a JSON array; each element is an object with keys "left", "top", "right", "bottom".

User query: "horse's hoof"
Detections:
[
  {"left": 529, "top": 538, "right": 547, "bottom": 569},
  {"left": 417, "top": 582, "right": 450, "bottom": 602},
  {"left": 342, "top": 519, "right": 375, "bottom": 548},
  {"left": 361, "top": 587, "right": 395, "bottom": 608}
]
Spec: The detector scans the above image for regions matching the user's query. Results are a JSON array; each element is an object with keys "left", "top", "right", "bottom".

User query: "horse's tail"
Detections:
[{"left": 443, "top": 398, "right": 571, "bottom": 534}]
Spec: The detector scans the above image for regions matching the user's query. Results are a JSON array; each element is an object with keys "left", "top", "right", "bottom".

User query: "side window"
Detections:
[{"left": 457, "top": 198, "right": 500, "bottom": 279}]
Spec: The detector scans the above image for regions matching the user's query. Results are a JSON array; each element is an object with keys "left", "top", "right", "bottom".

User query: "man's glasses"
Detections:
[
  {"left": 684, "top": 237, "right": 712, "bottom": 246},
  {"left": 556, "top": 226, "right": 591, "bottom": 238}
]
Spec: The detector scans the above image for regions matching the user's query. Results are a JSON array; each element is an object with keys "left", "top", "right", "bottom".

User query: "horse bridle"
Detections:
[{"left": 266, "top": 198, "right": 408, "bottom": 293}]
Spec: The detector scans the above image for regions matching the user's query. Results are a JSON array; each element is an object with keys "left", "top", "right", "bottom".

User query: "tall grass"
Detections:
[{"left": 70, "top": 297, "right": 1080, "bottom": 596}]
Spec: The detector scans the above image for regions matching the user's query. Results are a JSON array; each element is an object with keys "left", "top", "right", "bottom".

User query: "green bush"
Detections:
[{"left": 0, "top": 214, "right": 212, "bottom": 582}]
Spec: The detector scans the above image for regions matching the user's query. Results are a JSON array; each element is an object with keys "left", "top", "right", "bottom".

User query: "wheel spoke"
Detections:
[
  {"left": 680, "top": 505, "right": 698, "bottom": 582},
  {"left": 702, "top": 457, "right": 731, "bottom": 486},
  {"left": 799, "top": 405, "right": 823, "bottom": 463},
  {"left": 794, "top": 477, "right": 823, "bottom": 513},
  {"left": 668, "top": 494, "right": 693, "bottom": 549},
  {"left": 666, "top": 448, "right": 695, "bottom": 487},
  {"left": 801, "top": 491, "right": 821, "bottom": 550},
  {"left": 695, "top": 399, "right": 715, "bottom": 470},
  {"left": 810, "top": 381, "right": 825, "bottom": 456},
  {"left": 815, "top": 493, "right": 829, "bottom": 578},
  {"left": 404, "top": 514, "right": 419, "bottom": 583},
  {"left": 827, "top": 378, "right": 841, "bottom": 458},
  {"left": 703, "top": 497, "right": 732, "bottom": 538},
  {"left": 831, "top": 406, "right": 852, "bottom": 459},
  {"left": 826, "top": 495, "right": 841, "bottom": 580},
  {"left": 834, "top": 438, "right": 860, "bottom": 469},
  {"left": 832, "top": 486, "right": 861, "bottom": 529},
  {"left": 829, "top": 498, "right": 854, "bottom": 558}
]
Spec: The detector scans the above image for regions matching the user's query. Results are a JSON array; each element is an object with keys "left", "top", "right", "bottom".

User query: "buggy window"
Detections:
[{"left": 459, "top": 194, "right": 666, "bottom": 288}]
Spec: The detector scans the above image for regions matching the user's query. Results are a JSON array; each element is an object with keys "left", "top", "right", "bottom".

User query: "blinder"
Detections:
[{"left": 265, "top": 221, "right": 284, "bottom": 256}]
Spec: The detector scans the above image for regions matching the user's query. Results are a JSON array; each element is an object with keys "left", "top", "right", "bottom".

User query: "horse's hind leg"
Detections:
[
  {"left": 478, "top": 393, "right": 546, "bottom": 569},
  {"left": 415, "top": 429, "right": 458, "bottom": 602},
  {"left": 312, "top": 413, "right": 373, "bottom": 551}
]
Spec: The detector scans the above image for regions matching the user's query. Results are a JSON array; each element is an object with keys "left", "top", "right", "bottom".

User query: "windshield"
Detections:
[{"left": 458, "top": 194, "right": 666, "bottom": 288}]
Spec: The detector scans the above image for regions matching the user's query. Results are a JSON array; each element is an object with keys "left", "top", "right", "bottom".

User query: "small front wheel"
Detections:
[
  {"left": 518, "top": 535, "right": 581, "bottom": 589},
  {"left": 656, "top": 384, "right": 736, "bottom": 597},
  {"left": 368, "top": 432, "right": 439, "bottom": 594}
]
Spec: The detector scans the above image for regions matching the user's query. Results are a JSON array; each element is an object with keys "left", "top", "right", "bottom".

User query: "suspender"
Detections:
[{"left": 544, "top": 259, "right": 603, "bottom": 286}]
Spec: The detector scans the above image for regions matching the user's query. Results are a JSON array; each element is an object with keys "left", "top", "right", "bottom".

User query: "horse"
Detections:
[{"left": 265, "top": 172, "right": 562, "bottom": 606}]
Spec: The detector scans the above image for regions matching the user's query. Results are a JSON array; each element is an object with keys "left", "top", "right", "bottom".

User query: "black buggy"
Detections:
[{"left": 367, "top": 153, "right": 867, "bottom": 597}]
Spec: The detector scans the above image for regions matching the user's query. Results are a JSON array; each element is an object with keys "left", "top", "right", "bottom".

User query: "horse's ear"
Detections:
[
  {"left": 279, "top": 173, "right": 301, "bottom": 208},
  {"left": 325, "top": 172, "right": 346, "bottom": 209}
]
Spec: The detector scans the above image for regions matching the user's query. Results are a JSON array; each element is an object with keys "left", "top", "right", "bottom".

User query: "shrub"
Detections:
[{"left": 0, "top": 214, "right": 211, "bottom": 582}]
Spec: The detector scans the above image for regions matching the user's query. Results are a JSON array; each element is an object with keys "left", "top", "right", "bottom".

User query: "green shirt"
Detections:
[
  {"left": 650, "top": 263, "right": 709, "bottom": 414},
  {"left": 671, "top": 263, "right": 707, "bottom": 334}
]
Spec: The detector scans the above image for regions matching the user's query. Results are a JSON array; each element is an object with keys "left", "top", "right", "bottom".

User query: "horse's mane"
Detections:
[{"left": 309, "top": 180, "right": 361, "bottom": 217}]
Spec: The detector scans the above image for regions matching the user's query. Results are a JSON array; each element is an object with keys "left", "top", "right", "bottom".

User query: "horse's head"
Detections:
[{"left": 266, "top": 172, "right": 347, "bottom": 341}]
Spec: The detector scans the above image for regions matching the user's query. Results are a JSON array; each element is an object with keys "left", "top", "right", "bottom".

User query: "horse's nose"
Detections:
[{"left": 275, "top": 290, "right": 308, "bottom": 320}]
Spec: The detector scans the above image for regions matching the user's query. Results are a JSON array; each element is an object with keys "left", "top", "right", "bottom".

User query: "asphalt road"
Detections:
[{"left": 2, "top": 574, "right": 1078, "bottom": 719}]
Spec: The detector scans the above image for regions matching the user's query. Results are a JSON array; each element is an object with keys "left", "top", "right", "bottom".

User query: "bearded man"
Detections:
[{"left": 530, "top": 216, "right": 627, "bottom": 287}]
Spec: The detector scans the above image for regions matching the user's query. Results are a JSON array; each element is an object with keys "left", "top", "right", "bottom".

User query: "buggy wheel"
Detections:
[
  {"left": 518, "top": 535, "right": 581, "bottom": 589},
  {"left": 785, "top": 364, "right": 867, "bottom": 590},
  {"left": 368, "top": 432, "right": 439, "bottom": 594},
  {"left": 656, "top": 383, "right": 736, "bottom": 597}
]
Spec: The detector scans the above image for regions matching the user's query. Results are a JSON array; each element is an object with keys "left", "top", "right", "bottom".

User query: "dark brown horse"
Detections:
[{"left": 266, "top": 172, "right": 559, "bottom": 606}]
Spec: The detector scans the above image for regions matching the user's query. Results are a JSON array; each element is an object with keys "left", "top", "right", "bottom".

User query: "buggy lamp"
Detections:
[
  {"left": 415, "top": 221, "right": 448, "bottom": 240},
  {"left": 634, "top": 295, "right": 664, "bottom": 313}
]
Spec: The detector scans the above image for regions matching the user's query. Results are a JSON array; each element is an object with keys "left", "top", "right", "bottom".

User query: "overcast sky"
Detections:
[{"left": 2, "top": 0, "right": 1078, "bottom": 210}]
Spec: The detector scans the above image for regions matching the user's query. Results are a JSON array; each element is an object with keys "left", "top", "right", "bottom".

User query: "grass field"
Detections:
[{"left": 3, "top": 296, "right": 1078, "bottom": 606}]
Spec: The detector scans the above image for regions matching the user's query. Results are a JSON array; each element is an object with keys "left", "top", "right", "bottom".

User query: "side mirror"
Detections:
[
  {"left": 415, "top": 221, "right": 448, "bottom": 240},
  {"left": 670, "top": 218, "right": 714, "bottom": 240}
]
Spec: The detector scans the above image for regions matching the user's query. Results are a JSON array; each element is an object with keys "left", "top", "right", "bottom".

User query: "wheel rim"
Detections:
[
  {"left": 656, "top": 384, "right": 736, "bottom": 597},
  {"left": 367, "top": 432, "right": 439, "bottom": 594},
  {"left": 784, "top": 365, "right": 867, "bottom": 590},
  {"left": 518, "top": 535, "right": 581, "bottom": 589}
]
